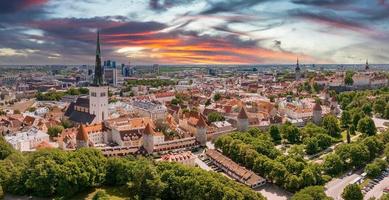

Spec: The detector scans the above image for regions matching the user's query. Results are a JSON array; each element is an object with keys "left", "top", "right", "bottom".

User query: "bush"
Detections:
[{"left": 93, "top": 190, "right": 109, "bottom": 200}]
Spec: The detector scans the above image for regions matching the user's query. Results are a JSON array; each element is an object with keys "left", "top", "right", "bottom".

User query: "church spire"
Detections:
[
  {"left": 365, "top": 59, "right": 369, "bottom": 71},
  {"left": 93, "top": 30, "right": 103, "bottom": 86},
  {"left": 296, "top": 57, "right": 300, "bottom": 71}
]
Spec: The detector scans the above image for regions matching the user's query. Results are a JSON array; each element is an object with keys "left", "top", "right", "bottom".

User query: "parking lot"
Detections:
[{"left": 363, "top": 169, "right": 389, "bottom": 199}]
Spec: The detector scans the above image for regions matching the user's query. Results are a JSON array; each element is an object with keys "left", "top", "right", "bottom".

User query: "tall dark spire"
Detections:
[
  {"left": 93, "top": 30, "right": 103, "bottom": 86},
  {"left": 296, "top": 57, "right": 301, "bottom": 71},
  {"left": 365, "top": 59, "right": 369, "bottom": 71}
]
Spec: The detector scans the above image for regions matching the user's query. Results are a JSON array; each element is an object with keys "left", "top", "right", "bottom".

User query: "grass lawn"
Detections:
[{"left": 69, "top": 186, "right": 130, "bottom": 200}]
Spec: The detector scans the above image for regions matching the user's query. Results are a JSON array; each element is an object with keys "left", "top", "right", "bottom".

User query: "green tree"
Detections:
[
  {"left": 374, "top": 99, "right": 386, "bottom": 116},
  {"left": 322, "top": 115, "right": 341, "bottom": 137},
  {"left": 358, "top": 117, "right": 377, "bottom": 136},
  {"left": 292, "top": 186, "right": 332, "bottom": 200},
  {"left": 342, "top": 184, "right": 363, "bottom": 200},
  {"left": 127, "top": 161, "right": 166, "bottom": 200},
  {"left": 213, "top": 93, "right": 221, "bottom": 101},
  {"left": 365, "top": 163, "right": 381, "bottom": 178},
  {"left": 304, "top": 137, "right": 319, "bottom": 155},
  {"left": 269, "top": 125, "right": 282, "bottom": 144},
  {"left": 341, "top": 110, "right": 352, "bottom": 129},
  {"left": 13, "top": 110, "right": 21, "bottom": 114},
  {"left": 362, "top": 103, "right": 373, "bottom": 116},
  {"left": 323, "top": 154, "right": 344, "bottom": 176},
  {"left": 47, "top": 125, "right": 64, "bottom": 137},
  {"left": 0, "top": 136, "right": 15, "bottom": 160},
  {"left": 384, "top": 104, "right": 389, "bottom": 119},
  {"left": 352, "top": 112, "right": 364, "bottom": 129},
  {"left": 345, "top": 71, "right": 354, "bottom": 85},
  {"left": 282, "top": 124, "right": 301, "bottom": 144}
]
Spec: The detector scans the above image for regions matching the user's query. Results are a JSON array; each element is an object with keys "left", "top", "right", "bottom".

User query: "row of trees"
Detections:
[
  {"left": 323, "top": 134, "right": 386, "bottom": 177},
  {"left": 0, "top": 144, "right": 264, "bottom": 199},
  {"left": 36, "top": 87, "right": 89, "bottom": 101}
]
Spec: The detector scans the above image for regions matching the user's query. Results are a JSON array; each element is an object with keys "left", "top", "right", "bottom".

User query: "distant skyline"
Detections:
[{"left": 0, "top": 0, "right": 389, "bottom": 65}]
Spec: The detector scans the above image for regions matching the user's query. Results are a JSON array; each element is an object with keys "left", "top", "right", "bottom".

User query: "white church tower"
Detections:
[{"left": 89, "top": 31, "right": 108, "bottom": 123}]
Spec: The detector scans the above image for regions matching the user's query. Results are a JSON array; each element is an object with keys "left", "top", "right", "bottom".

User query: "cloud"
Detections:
[
  {"left": 0, "top": 0, "right": 48, "bottom": 14},
  {"left": 149, "top": 0, "right": 197, "bottom": 11},
  {"left": 200, "top": 0, "right": 270, "bottom": 15},
  {"left": 290, "top": 10, "right": 376, "bottom": 35}
]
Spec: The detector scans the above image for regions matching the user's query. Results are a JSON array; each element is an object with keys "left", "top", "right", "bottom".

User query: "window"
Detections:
[
  {"left": 91, "top": 92, "right": 97, "bottom": 97},
  {"left": 100, "top": 92, "right": 106, "bottom": 97}
]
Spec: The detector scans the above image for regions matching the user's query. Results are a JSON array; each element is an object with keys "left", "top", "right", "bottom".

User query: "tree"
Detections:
[
  {"left": 0, "top": 185, "right": 3, "bottom": 199},
  {"left": 362, "top": 103, "right": 373, "bottom": 116},
  {"left": 322, "top": 115, "right": 341, "bottom": 137},
  {"left": 341, "top": 111, "right": 352, "bottom": 129},
  {"left": 365, "top": 163, "right": 381, "bottom": 178},
  {"left": 205, "top": 99, "right": 211, "bottom": 107},
  {"left": 352, "top": 112, "right": 364, "bottom": 129},
  {"left": 342, "top": 184, "right": 363, "bottom": 200},
  {"left": 47, "top": 125, "right": 64, "bottom": 137},
  {"left": 345, "top": 71, "right": 354, "bottom": 86},
  {"left": 304, "top": 137, "right": 319, "bottom": 155},
  {"left": 207, "top": 112, "right": 225, "bottom": 123},
  {"left": 358, "top": 117, "right": 377, "bottom": 136},
  {"left": 385, "top": 104, "right": 389, "bottom": 119},
  {"left": 282, "top": 124, "right": 301, "bottom": 144},
  {"left": 292, "top": 186, "right": 332, "bottom": 200},
  {"left": 0, "top": 136, "right": 15, "bottom": 160},
  {"left": 13, "top": 109, "right": 21, "bottom": 114},
  {"left": 374, "top": 99, "right": 386, "bottom": 116},
  {"left": 269, "top": 125, "right": 282, "bottom": 144},
  {"left": 61, "top": 119, "right": 73, "bottom": 129},
  {"left": 362, "top": 136, "right": 384, "bottom": 161},
  {"left": 323, "top": 154, "right": 344, "bottom": 176},
  {"left": 127, "top": 161, "right": 166, "bottom": 200},
  {"left": 213, "top": 93, "right": 221, "bottom": 101}
]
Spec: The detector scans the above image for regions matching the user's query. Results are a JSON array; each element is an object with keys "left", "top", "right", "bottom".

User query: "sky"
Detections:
[{"left": 0, "top": 0, "right": 388, "bottom": 65}]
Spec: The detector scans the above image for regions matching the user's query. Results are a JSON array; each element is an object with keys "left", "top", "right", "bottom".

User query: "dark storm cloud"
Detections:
[
  {"left": 103, "top": 21, "right": 167, "bottom": 35},
  {"left": 200, "top": 0, "right": 271, "bottom": 15},
  {"left": 0, "top": 0, "right": 48, "bottom": 14}
]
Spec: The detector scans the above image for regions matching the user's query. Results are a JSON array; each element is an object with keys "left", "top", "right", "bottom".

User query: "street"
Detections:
[{"left": 325, "top": 172, "right": 362, "bottom": 200}]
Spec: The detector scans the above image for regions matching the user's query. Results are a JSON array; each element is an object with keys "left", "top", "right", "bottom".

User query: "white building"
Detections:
[
  {"left": 132, "top": 100, "right": 167, "bottom": 120},
  {"left": 5, "top": 128, "right": 50, "bottom": 151}
]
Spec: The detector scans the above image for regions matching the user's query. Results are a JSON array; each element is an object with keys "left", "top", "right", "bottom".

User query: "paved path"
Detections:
[
  {"left": 364, "top": 177, "right": 389, "bottom": 199},
  {"left": 373, "top": 117, "right": 389, "bottom": 131},
  {"left": 325, "top": 172, "right": 362, "bottom": 200},
  {"left": 256, "top": 184, "right": 292, "bottom": 200}
]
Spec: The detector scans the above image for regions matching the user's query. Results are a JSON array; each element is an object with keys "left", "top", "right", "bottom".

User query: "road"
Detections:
[
  {"left": 325, "top": 172, "right": 362, "bottom": 200},
  {"left": 364, "top": 177, "right": 389, "bottom": 199}
]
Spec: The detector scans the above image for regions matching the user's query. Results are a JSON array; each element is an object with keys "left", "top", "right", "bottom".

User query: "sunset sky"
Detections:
[{"left": 0, "top": 0, "right": 388, "bottom": 65}]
